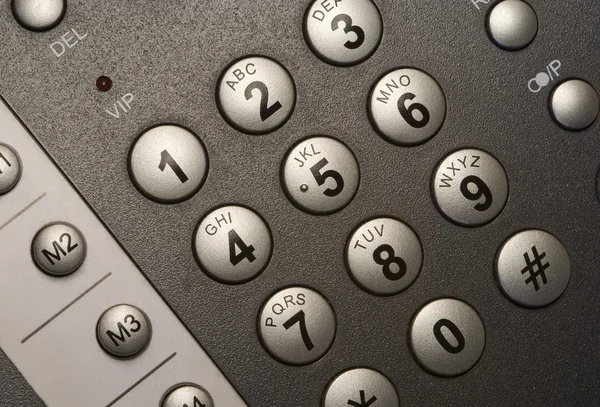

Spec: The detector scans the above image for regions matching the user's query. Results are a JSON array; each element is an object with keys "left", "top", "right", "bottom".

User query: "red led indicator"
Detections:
[{"left": 96, "top": 76, "right": 113, "bottom": 92}]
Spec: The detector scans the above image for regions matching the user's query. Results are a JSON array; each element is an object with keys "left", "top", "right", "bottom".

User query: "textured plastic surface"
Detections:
[{"left": 0, "top": 1, "right": 599, "bottom": 406}]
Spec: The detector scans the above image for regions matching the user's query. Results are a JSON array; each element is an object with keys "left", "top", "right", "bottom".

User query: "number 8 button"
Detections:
[
  {"left": 369, "top": 68, "right": 446, "bottom": 146},
  {"left": 281, "top": 136, "right": 360, "bottom": 215},
  {"left": 432, "top": 149, "right": 509, "bottom": 227}
]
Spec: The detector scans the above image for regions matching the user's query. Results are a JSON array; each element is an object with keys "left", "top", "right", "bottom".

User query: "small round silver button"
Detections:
[
  {"left": 32, "top": 222, "right": 86, "bottom": 277},
  {"left": 304, "top": 0, "right": 383, "bottom": 66},
  {"left": 346, "top": 217, "right": 423, "bottom": 296},
  {"left": 258, "top": 286, "right": 336, "bottom": 365},
  {"left": 161, "top": 384, "right": 214, "bottom": 407},
  {"left": 96, "top": 304, "right": 152, "bottom": 359},
  {"left": 281, "top": 136, "right": 360, "bottom": 215},
  {"left": 487, "top": 0, "right": 538, "bottom": 51},
  {"left": 496, "top": 230, "right": 570, "bottom": 308},
  {"left": 217, "top": 56, "right": 296, "bottom": 135},
  {"left": 0, "top": 143, "right": 22, "bottom": 195},
  {"left": 409, "top": 298, "right": 485, "bottom": 377},
  {"left": 129, "top": 124, "right": 208, "bottom": 204},
  {"left": 12, "top": 0, "right": 66, "bottom": 32},
  {"left": 432, "top": 149, "right": 509, "bottom": 227},
  {"left": 323, "top": 368, "right": 400, "bottom": 407},
  {"left": 193, "top": 205, "right": 272, "bottom": 284},
  {"left": 369, "top": 68, "right": 446, "bottom": 146},
  {"left": 550, "top": 79, "right": 600, "bottom": 131}
]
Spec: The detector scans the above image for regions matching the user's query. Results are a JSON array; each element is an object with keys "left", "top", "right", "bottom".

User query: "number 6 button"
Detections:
[
  {"left": 281, "top": 136, "right": 360, "bottom": 215},
  {"left": 409, "top": 298, "right": 485, "bottom": 377},
  {"left": 432, "top": 149, "right": 509, "bottom": 227},
  {"left": 259, "top": 287, "right": 336, "bottom": 365},
  {"left": 369, "top": 68, "right": 446, "bottom": 146},
  {"left": 129, "top": 124, "right": 208, "bottom": 203},
  {"left": 304, "top": 0, "right": 383, "bottom": 66},
  {"left": 217, "top": 56, "right": 296, "bottom": 135}
]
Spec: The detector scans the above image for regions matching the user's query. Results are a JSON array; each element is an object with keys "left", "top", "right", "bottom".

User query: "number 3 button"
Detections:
[
  {"left": 194, "top": 205, "right": 272, "bottom": 284},
  {"left": 304, "top": 0, "right": 383, "bottom": 66},
  {"left": 432, "top": 149, "right": 509, "bottom": 227},
  {"left": 129, "top": 125, "right": 208, "bottom": 203},
  {"left": 217, "top": 56, "right": 296, "bottom": 135},
  {"left": 281, "top": 136, "right": 360, "bottom": 215}
]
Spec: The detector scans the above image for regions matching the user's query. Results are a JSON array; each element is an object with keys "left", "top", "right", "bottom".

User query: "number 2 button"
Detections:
[
  {"left": 259, "top": 287, "right": 336, "bottom": 365},
  {"left": 281, "top": 136, "right": 360, "bottom": 215},
  {"left": 304, "top": 0, "right": 383, "bottom": 66},
  {"left": 217, "top": 56, "right": 296, "bottom": 135}
]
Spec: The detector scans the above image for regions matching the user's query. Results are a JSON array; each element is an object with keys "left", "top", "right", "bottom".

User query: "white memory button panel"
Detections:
[{"left": 0, "top": 98, "right": 247, "bottom": 407}]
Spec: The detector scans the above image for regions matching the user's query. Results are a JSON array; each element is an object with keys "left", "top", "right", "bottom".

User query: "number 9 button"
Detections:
[
  {"left": 258, "top": 286, "right": 336, "bottom": 365},
  {"left": 304, "top": 0, "right": 383, "bottom": 66},
  {"left": 346, "top": 217, "right": 423, "bottom": 295},
  {"left": 217, "top": 56, "right": 296, "bottom": 135},
  {"left": 409, "top": 298, "right": 485, "bottom": 377},
  {"left": 432, "top": 148, "right": 509, "bottom": 227},
  {"left": 369, "top": 68, "right": 446, "bottom": 146},
  {"left": 281, "top": 136, "right": 360, "bottom": 215},
  {"left": 194, "top": 205, "right": 272, "bottom": 284}
]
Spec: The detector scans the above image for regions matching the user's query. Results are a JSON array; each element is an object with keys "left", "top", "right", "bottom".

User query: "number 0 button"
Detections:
[
  {"left": 409, "top": 298, "right": 485, "bottom": 377},
  {"left": 194, "top": 205, "right": 272, "bottom": 284},
  {"left": 304, "top": 0, "right": 383, "bottom": 66},
  {"left": 281, "top": 136, "right": 360, "bottom": 215},
  {"left": 432, "top": 149, "right": 509, "bottom": 227},
  {"left": 217, "top": 56, "right": 296, "bottom": 135},
  {"left": 96, "top": 304, "right": 152, "bottom": 359},
  {"left": 369, "top": 68, "right": 446, "bottom": 146},
  {"left": 129, "top": 124, "right": 208, "bottom": 204},
  {"left": 259, "top": 287, "right": 336, "bottom": 365}
]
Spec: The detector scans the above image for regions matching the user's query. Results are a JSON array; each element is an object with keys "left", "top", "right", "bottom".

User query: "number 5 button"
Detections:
[
  {"left": 304, "top": 0, "right": 383, "bottom": 66},
  {"left": 281, "top": 136, "right": 360, "bottom": 215},
  {"left": 369, "top": 68, "right": 446, "bottom": 146},
  {"left": 217, "top": 56, "right": 296, "bottom": 135},
  {"left": 259, "top": 287, "right": 336, "bottom": 365},
  {"left": 129, "top": 124, "right": 208, "bottom": 203}
]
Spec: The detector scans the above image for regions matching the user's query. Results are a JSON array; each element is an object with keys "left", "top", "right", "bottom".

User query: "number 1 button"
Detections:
[
  {"left": 259, "top": 287, "right": 336, "bottom": 365},
  {"left": 129, "top": 124, "right": 208, "bottom": 203},
  {"left": 217, "top": 56, "right": 296, "bottom": 135}
]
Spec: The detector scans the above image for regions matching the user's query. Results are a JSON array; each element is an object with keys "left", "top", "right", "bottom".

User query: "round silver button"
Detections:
[
  {"left": 346, "top": 217, "right": 423, "bottom": 296},
  {"left": 0, "top": 143, "right": 22, "bottom": 195},
  {"left": 12, "top": 0, "right": 66, "bottom": 32},
  {"left": 161, "top": 384, "right": 214, "bottom": 407},
  {"left": 129, "top": 124, "right": 208, "bottom": 204},
  {"left": 487, "top": 0, "right": 538, "bottom": 51},
  {"left": 96, "top": 304, "right": 152, "bottom": 359},
  {"left": 193, "top": 205, "right": 272, "bottom": 284},
  {"left": 281, "top": 136, "right": 360, "bottom": 215},
  {"left": 32, "top": 222, "right": 86, "bottom": 277},
  {"left": 369, "top": 68, "right": 446, "bottom": 146},
  {"left": 323, "top": 368, "right": 399, "bottom": 407},
  {"left": 550, "top": 79, "right": 600, "bottom": 131},
  {"left": 432, "top": 149, "right": 509, "bottom": 227},
  {"left": 217, "top": 56, "right": 296, "bottom": 135},
  {"left": 496, "top": 230, "right": 570, "bottom": 308},
  {"left": 258, "top": 286, "right": 336, "bottom": 365},
  {"left": 409, "top": 298, "right": 485, "bottom": 377},
  {"left": 304, "top": 0, "right": 383, "bottom": 66}
]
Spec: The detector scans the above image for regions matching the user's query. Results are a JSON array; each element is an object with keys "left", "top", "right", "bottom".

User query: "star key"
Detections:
[{"left": 348, "top": 390, "right": 377, "bottom": 407}]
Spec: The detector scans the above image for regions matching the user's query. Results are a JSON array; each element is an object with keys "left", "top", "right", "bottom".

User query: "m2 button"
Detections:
[
  {"left": 259, "top": 287, "right": 336, "bottom": 365},
  {"left": 432, "top": 149, "right": 509, "bottom": 227},
  {"left": 32, "top": 222, "right": 87, "bottom": 277},
  {"left": 281, "top": 136, "right": 360, "bottom": 215},
  {"left": 193, "top": 205, "right": 273, "bottom": 284},
  {"left": 369, "top": 68, "right": 446, "bottom": 146},
  {"left": 217, "top": 56, "right": 296, "bottom": 135},
  {"left": 346, "top": 217, "right": 423, "bottom": 296},
  {"left": 96, "top": 304, "right": 152, "bottom": 359},
  {"left": 304, "top": 0, "right": 383, "bottom": 66},
  {"left": 409, "top": 298, "right": 486, "bottom": 377}
]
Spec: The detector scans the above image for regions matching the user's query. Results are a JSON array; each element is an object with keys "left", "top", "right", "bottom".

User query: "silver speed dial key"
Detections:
[
  {"left": 32, "top": 222, "right": 87, "bottom": 277},
  {"left": 161, "top": 384, "right": 214, "bottom": 407},
  {"left": 96, "top": 304, "right": 152, "bottom": 359},
  {"left": 0, "top": 143, "right": 21, "bottom": 195}
]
